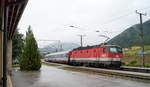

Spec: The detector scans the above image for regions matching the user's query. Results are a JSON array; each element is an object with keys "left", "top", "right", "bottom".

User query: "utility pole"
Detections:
[
  {"left": 136, "top": 10, "right": 146, "bottom": 67},
  {"left": 78, "top": 34, "right": 85, "bottom": 47}
]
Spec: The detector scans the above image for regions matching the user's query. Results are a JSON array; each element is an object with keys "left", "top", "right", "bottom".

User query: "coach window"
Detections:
[{"left": 66, "top": 53, "right": 68, "bottom": 57}]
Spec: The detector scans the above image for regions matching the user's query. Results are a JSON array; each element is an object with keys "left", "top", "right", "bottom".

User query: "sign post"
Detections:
[{"left": 137, "top": 51, "right": 148, "bottom": 67}]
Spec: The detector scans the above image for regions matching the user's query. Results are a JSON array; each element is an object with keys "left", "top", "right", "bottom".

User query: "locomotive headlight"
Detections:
[{"left": 116, "top": 55, "right": 119, "bottom": 58}]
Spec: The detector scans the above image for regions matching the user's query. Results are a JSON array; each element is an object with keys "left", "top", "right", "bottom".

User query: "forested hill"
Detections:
[{"left": 108, "top": 19, "right": 150, "bottom": 48}]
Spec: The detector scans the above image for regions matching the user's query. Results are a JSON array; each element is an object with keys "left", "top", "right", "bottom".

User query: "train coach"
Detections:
[
  {"left": 45, "top": 44, "right": 123, "bottom": 67},
  {"left": 45, "top": 50, "right": 70, "bottom": 63}
]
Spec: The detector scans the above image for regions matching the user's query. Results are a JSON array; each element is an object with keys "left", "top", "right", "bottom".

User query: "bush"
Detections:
[
  {"left": 20, "top": 26, "right": 41, "bottom": 71},
  {"left": 130, "top": 60, "right": 137, "bottom": 65},
  {"left": 125, "top": 59, "right": 140, "bottom": 67}
]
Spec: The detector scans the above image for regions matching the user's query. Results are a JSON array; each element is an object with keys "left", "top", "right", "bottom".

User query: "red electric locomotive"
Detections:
[
  {"left": 45, "top": 44, "right": 123, "bottom": 67},
  {"left": 68, "top": 44, "right": 123, "bottom": 67}
]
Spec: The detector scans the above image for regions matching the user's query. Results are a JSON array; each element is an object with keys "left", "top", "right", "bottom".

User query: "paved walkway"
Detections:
[{"left": 12, "top": 65, "right": 150, "bottom": 87}]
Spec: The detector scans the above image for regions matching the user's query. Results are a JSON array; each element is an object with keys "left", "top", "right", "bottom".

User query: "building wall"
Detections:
[
  {"left": 131, "top": 46, "right": 141, "bottom": 50},
  {"left": 0, "top": 0, "right": 28, "bottom": 86}
]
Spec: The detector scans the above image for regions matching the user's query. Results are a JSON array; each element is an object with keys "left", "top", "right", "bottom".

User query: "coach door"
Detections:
[
  {"left": 103, "top": 47, "right": 107, "bottom": 56},
  {"left": 99, "top": 47, "right": 107, "bottom": 62},
  {"left": 94, "top": 49, "right": 99, "bottom": 62}
]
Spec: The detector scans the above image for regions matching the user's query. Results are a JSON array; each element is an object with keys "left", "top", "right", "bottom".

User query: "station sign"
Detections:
[{"left": 137, "top": 51, "right": 148, "bottom": 55}]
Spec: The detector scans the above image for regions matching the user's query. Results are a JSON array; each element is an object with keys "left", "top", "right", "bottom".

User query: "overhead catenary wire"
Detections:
[
  {"left": 102, "top": 12, "right": 134, "bottom": 25},
  {"left": 101, "top": 6, "right": 150, "bottom": 26},
  {"left": 96, "top": 6, "right": 150, "bottom": 38}
]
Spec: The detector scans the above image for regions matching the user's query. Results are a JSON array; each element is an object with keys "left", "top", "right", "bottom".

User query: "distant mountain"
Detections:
[
  {"left": 39, "top": 42, "right": 80, "bottom": 53},
  {"left": 39, "top": 46, "right": 54, "bottom": 54},
  {"left": 108, "top": 20, "right": 150, "bottom": 48}
]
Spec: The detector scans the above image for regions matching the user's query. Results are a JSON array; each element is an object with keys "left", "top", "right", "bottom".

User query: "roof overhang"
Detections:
[{"left": 5, "top": 0, "right": 28, "bottom": 39}]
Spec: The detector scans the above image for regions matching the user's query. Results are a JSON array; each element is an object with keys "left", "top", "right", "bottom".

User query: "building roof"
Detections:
[{"left": 5, "top": 0, "right": 28, "bottom": 39}]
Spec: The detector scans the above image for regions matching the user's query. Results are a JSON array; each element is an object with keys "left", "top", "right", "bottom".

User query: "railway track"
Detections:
[
  {"left": 83, "top": 65, "right": 150, "bottom": 74},
  {"left": 120, "top": 66, "right": 150, "bottom": 73}
]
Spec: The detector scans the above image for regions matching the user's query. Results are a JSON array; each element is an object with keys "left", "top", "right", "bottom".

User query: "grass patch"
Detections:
[
  {"left": 122, "top": 45, "right": 150, "bottom": 67},
  {"left": 144, "top": 64, "right": 150, "bottom": 68}
]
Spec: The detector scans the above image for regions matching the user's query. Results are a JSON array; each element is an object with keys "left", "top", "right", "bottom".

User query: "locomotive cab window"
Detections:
[{"left": 109, "top": 47, "right": 122, "bottom": 53}]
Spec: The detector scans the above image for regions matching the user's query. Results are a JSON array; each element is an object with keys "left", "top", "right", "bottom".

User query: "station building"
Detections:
[{"left": 0, "top": 0, "right": 28, "bottom": 87}]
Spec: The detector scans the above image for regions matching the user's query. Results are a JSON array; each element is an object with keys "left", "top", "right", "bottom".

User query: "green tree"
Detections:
[
  {"left": 20, "top": 26, "right": 41, "bottom": 70},
  {"left": 12, "top": 29, "right": 24, "bottom": 63}
]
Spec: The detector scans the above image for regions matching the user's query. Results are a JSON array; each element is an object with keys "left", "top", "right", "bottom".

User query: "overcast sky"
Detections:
[{"left": 18, "top": 0, "right": 150, "bottom": 47}]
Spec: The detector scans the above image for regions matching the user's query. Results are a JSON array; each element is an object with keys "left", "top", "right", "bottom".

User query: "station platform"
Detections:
[{"left": 80, "top": 66, "right": 150, "bottom": 80}]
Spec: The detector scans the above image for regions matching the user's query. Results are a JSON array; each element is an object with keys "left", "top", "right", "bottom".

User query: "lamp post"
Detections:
[{"left": 69, "top": 25, "right": 85, "bottom": 47}]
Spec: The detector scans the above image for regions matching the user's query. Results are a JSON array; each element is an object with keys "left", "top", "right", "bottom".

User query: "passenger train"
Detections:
[{"left": 45, "top": 44, "right": 123, "bottom": 67}]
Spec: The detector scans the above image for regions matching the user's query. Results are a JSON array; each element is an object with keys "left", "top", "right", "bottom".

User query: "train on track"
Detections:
[{"left": 44, "top": 44, "right": 123, "bottom": 67}]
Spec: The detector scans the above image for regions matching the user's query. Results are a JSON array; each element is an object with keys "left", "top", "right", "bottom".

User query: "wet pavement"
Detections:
[{"left": 12, "top": 65, "right": 150, "bottom": 87}]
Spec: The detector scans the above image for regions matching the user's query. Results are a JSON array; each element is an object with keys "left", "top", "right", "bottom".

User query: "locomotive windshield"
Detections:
[{"left": 109, "top": 47, "right": 122, "bottom": 53}]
